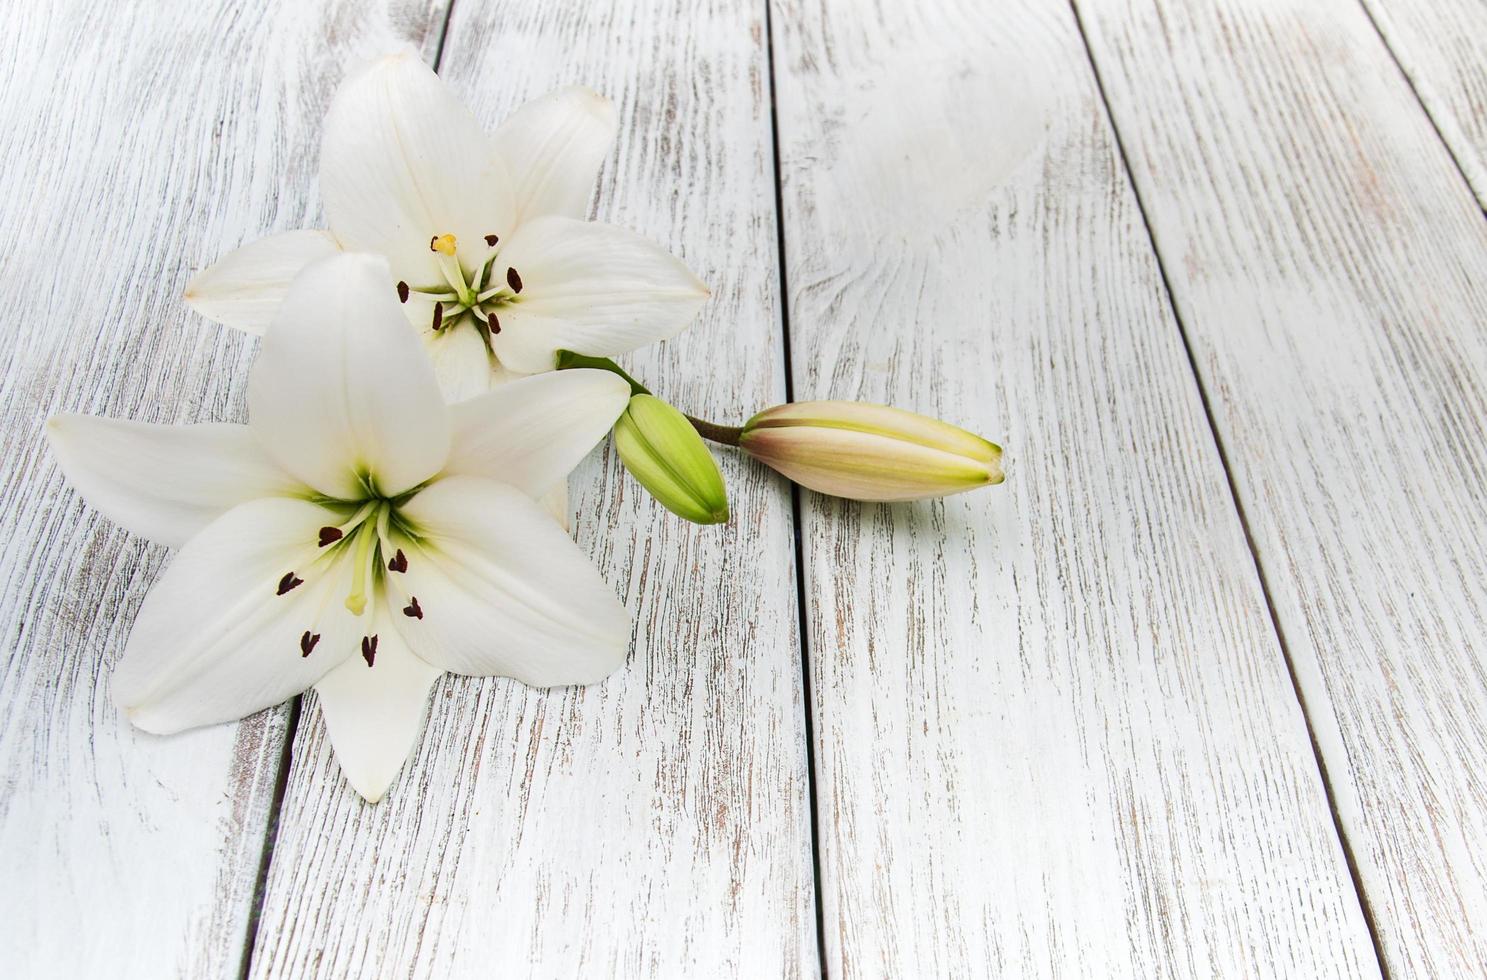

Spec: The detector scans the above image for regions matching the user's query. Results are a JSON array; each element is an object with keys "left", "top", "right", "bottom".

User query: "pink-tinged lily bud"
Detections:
[{"left": 738, "top": 401, "right": 1004, "bottom": 501}]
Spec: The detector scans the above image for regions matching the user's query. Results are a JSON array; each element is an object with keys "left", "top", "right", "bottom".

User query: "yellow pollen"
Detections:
[{"left": 431, "top": 233, "right": 458, "bottom": 256}]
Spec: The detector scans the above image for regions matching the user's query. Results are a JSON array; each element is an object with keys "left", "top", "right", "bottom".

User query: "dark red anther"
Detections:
[
  {"left": 484, "top": 234, "right": 499, "bottom": 247},
  {"left": 397, "top": 280, "right": 410, "bottom": 304},
  {"left": 429, "top": 235, "right": 439, "bottom": 252},
  {"left": 318, "top": 526, "right": 343, "bottom": 547},
  {"left": 276, "top": 572, "right": 303, "bottom": 595},
  {"left": 388, "top": 549, "right": 408, "bottom": 573},
  {"left": 506, "top": 267, "right": 522, "bottom": 293},
  {"left": 361, "top": 635, "right": 378, "bottom": 667},
  {"left": 431, "top": 302, "right": 444, "bottom": 331},
  {"left": 300, "top": 631, "right": 320, "bottom": 658},
  {"left": 402, "top": 596, "right": 423, "bottom": 619},
  {"left": 488, "top": 311, "right": 501, "bottom": 334}
]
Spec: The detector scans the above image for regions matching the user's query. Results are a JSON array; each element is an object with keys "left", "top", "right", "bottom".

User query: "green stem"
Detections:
[
  {"left": 554, "top": 350, "right": 745, "bottom": 445},
  {"left": 685, "top": 415, "right": 744, "bottom": 447},
  {"left": 554, "top": 350, "right": 650, "bottom": 395}
]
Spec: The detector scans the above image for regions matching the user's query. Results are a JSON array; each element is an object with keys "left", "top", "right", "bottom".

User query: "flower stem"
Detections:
[
  {"left": 554, "top": 350, "right": 650, "bottom": 395},
  {"left": 553, "top": 350, "right": 744, "bottom": 444},
  {"left": 684, "top": 415, "right": 744, "bottom": 447}
]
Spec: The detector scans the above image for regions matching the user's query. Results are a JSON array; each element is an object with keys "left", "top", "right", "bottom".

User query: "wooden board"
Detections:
[
  {"left": 768, "top": 0, "right": 1380, "bottom": 976},
  {"left": 244, "top": 2, "right": 819, "bottom": 977},
  {"left": 0, "top": 1, "right": 448, "bottom": 977},
  {"left": 1074, "top": 0, "right": 1487, "bottom": 975},
  {"left": 1362, "top": 0, "right": 1487, "bottom": 210}
]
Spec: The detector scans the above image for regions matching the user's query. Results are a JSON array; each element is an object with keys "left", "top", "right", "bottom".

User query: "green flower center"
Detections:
[{"left": 396, "top": 231, "right": 524, "bottom": 351}]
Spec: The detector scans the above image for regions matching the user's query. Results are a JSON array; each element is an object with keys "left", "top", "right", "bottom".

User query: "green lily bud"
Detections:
[
  {"left": 738, "top": 400, "right": 1004, "bottom": 501},
  {"left": 614, "top": 395, "right": 730, "bottom": 525}
]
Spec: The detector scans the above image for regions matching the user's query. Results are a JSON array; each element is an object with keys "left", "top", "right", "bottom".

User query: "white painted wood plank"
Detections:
[
  {"left": 1362, "top": 0, "right": 1487, "bottom": 210},
  {"left": 0, "top": 2, "right": 447, "bottom": 976},
  {"left": 1075, "top": 0, "right": 1487, "bottom": 975},
  {"left": 769, "top": 0, "right": 1381, "bottom": 976},
  {"left": 246, "top": 3, "right": 817, "bottom": 977}
]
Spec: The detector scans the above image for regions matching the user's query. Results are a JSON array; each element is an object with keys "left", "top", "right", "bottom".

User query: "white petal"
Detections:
[
  {"left": 420, "top": 319, "right": 501, "bottom": 402},
  {"left": 184, "top": 231, "right": 341, "bottom": 335},
  {"left": 116, "top": 497, "right": 362, "bottom": 733},
  {"left": 492, "top": 86, "right": 617, "bottom": 224},
  {"left": 489, "top": 216, "right": 710, "bottom": 374},
  {"left": 248, "top": 253, "right": 451, "bottom": 499},
  {"left": 389, "top": 475, "right": 630, "bottom": 686},
  {"left": 443, "top": 369, "right": 629, "bottom": 497},
  {"left": 313, "top": 616, "right": 440, "bottom": 803},
  {"left": 320, "top": 51, "right": 514, "bottom": 289},
  {"left": 539, "top": 480, "right": 569, "bottom": 531},
  {"left": 46, "top": 415, "right": 304, "bottom": 549}
]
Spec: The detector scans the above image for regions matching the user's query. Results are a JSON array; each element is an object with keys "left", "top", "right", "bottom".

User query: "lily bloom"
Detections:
[
  {"left": 48, "top": 254, "right": 633, "bottom": 801},
  {"left": 185, "top": 50, "right": 709, "bottom": 401}
]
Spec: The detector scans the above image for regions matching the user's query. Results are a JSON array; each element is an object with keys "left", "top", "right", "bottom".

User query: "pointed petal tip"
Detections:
[
  {"left": 567, "top": 84, "right": 616, "bottom": 120},
  {"left": 548, "top": 636, "right": 630, "bottom": 688},
  {"left": 119, "top": 701, "right": 181, "bottom": 737},
  {"left": 348, "top": 775, "right": 391, "bottom": 804},
  {"left": 361, "top": 47, "right": 423, "bottom": 77}
]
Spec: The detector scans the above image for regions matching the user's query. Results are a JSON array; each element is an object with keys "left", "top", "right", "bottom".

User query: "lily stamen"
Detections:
[
  {"left": 336, "top": 498, "right": 381, "bottom": 536},
  {"left": 343, "top": 515, "right": 383, "bottom": 615},
  {"left": 407, "top": 286, "right": 460, "bottom": 302},
  {"left": 475, "top": 282, "right": 509, "bottom": 304}
]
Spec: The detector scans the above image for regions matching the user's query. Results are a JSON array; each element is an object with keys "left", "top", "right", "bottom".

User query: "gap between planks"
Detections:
[
  {"left": 761, "top": 0, "right": 832, "bottom": 974},
  {"left": 235, "top": 4, "right": 460, "bottom": 975},
  {"left": 1063, "top": 4, "right": 1391, "bottom": 972},
  {"left": 1352, "top": 0, "right": 1487, "bottom": 215}
]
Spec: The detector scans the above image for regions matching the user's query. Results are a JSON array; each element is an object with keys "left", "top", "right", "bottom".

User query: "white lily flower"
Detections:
[
  {"left": 48, "top": 253, "right": 633, "bottom": 802},
  {"left": 185, "top": 50, "right": 709, "bottom": 402}
]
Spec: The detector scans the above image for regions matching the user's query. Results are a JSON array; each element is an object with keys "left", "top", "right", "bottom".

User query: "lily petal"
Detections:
[
  {"left": 184, "top": 230, "right": 342, "bottom": 335},
  {"left": 46, "top": 415, "right": 304, "bottom": 549},
  {"left": 539, "top": 480, "right": 569, "bottom": 530},
  {"left": 115, "top": 497, "right": 360, "bottom": 733},
  {"left": 444, "top": 369, "right": 629, "bottom": 498},
  {"left": 320, "top": 51, "right": 514, "bottom": 288},
  {"left": 492, "top": 85, "right": 617, "bottom": 225},
  {"left": 489, "top": 216, "right": 709, "bottom": 374},
  {"left": 248, "top": 253, "right": 451, "bottom": 499},
  {"left": 314, "top": 617, "right": 440, "bottom": 802},
  {"left": 421, "top": 318, "right": 501, "bottom": 403},
  {"left": 390, "top": 475, "right": 630, "bottom": 686}
]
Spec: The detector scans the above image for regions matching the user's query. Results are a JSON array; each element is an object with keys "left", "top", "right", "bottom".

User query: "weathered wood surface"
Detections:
[
  {"left": 1075, "top": 0, "right": 1487, "bottom": 975},
  {"left": 0, "top": 1, "right": 449, "bottom": 977},
  {"left": 1363, "top": 0, "right": 1487, "bottom": 211},
  {"left": 244, "top": 3, "right": 818, "bottom": 978},
  {"left": 769, "top": 0, "right": 1379, "bottom": 976},
  {"left": 9, "top": 0, "right": 1487, "bottom": 975}
]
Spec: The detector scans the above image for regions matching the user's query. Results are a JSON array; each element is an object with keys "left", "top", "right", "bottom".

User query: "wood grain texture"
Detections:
[
  {"left": 1075, "top": 0, "right": 1487, "bottom": 975},
  {"left": 769, "top": 0, "right": 1380, "bottom": 976},
  {"left": 0, "top": 2, "right": 447, "bottom": 976},
  {"left": 1361, "top": 0, "right": 1487, "bottom": 210},
  {"left": 245, "top": 3, "right": 818, "bottom": 977}
]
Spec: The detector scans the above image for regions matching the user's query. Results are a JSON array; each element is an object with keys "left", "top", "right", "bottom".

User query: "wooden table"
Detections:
[{"left": 3, "top": 0, "right": 1486, "bottom": 976}]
